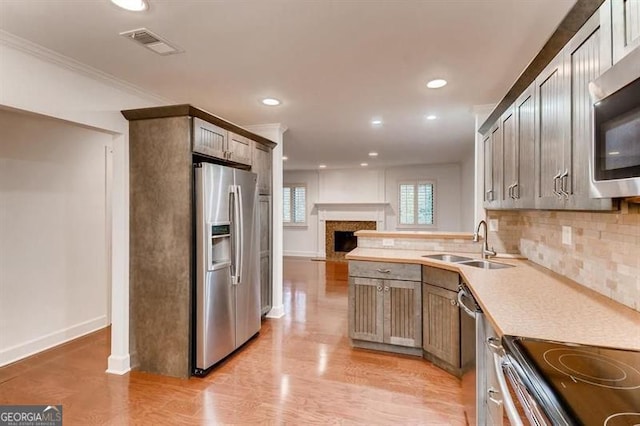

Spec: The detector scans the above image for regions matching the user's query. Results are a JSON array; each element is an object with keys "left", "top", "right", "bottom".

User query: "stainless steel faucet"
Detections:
[{"left": 473, "top": 220, "right": 496, "bottom": 259}]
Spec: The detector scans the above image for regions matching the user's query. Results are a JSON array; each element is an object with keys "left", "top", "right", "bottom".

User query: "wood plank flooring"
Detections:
[{"left": 0, "top": 258, "right": 467, "bottom": 425}]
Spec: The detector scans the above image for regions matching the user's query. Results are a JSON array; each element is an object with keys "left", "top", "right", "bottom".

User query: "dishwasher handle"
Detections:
[{"left": 457, "top": 287, "right": 477, "bottom": 318}]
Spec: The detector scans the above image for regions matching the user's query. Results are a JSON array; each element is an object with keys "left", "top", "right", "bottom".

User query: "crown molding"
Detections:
[{"left": 0, "top": 29, "right": 172, "bottom": 106}]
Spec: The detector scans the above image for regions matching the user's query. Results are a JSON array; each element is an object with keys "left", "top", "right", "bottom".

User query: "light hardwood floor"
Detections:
[{"left": 0, "top": 258, "right": 467, "bottom": 425}]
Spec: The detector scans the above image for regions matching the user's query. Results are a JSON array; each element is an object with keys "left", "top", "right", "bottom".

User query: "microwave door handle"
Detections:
[{"left": 234, "top": 185, "right": 244, "bottom": 285}]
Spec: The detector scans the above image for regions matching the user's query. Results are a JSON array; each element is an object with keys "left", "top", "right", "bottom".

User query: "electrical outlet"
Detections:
[
  {"left": 382, "top": 238, "right": 395, "bottom": 247},
  {"left": 489, "top": 219, "right": 499, "bottom": 232},
  {"left": 562, "top": 226, "right": 572, "bottom": 245}
]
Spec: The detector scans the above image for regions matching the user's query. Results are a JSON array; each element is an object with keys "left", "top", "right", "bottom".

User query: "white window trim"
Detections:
[
  {"left": 396, "top": 179, "right": 437, "bottom": 229},
  {"left": 283, "top": 183, "right": 307, "bottom": 227}
]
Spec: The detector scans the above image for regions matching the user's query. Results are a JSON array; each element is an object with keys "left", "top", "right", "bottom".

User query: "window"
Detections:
[
  {"left": 283, "top": 184, "right": 306, "bottom": 225},
  {"left": 398, "top": 180, "right": 435, "bottom": 226}
]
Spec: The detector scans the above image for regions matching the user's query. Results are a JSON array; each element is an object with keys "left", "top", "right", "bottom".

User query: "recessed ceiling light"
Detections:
[
  {"left": 368, "top": 152, "right": 378, "bottom": 157},
  {"left": 360, "top": 163, "right": 368, "bottom": 167},
  {"left": 262, "top": 98, "right": 281, "bottom": 106},
  {"left": 282, "top": 156, "right": 288, "bottom": 161},
  {"left": 111, "top": 0, "right": 148, "bottom": 11},
  {"left": 427, "top": 79, "right": 447, "bottom": 89},
  {"left": 426, "top": 115, "right": 437, "bottom": 120},
  {"left": 371, "top": 119, "right": 383, "bottom": 126},
  {"left": 319, "top": 164, "right": 327, "bottom": 169}
]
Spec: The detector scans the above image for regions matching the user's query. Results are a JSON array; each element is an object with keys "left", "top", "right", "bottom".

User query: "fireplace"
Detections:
[
  {"left": 334, "top": 231, "right": 357, "bottom": 253},
  {"left": 325, "top": 220, "right": 376, "bottom": 261}
]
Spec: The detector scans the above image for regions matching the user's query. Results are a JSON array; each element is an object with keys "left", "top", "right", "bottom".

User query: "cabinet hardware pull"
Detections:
[
  {"left": 507, "top": 184, "right": 513, "bottom": 199},
  {"left": 486, "top": 337, "right": 503, "bottom": 354},
  {"left": 383, "top": 286, "right": 390, "bottom": 292},
  {"left": 376, "top": 285, "right": 383, "bottom": 292},
  {"left": 552, "top": 171, "right": 563, "bottom": 198},
  {"left": 450, "top": 299, "right": 458, "bottom": 306},
  {"left": 559, "top": 169, "right": 569, "bottom": 199},
  {"left": 513, "top": 182, "right": 519, "bottom": 199},
  {"left": 485, "top": 189, "right": 494, "bottom": 201},
  {"left": 488, "top": 388, "right": 503, "bottom": 406},
  {"left": 376, "top": 268, "right": 391, "bottom": 273}
]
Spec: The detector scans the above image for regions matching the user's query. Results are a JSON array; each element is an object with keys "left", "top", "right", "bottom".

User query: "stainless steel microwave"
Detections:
[{"left": 589, "top": 47, "right": 640, "bottom": 198}]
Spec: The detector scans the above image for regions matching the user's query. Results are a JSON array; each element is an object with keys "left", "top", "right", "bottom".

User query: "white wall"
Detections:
[
  {"left": 0, "top": 31, "right": 167, "bottom": 373},
  {"left": 0, "top": 109, "right": 112, "bottom": 366},
  {"left": 384, "top": 163, "right": 462, "bottom": 231},
  {"left": 461, "top": 150, "right": 476, "bottom": 232},
  {"left": 284, "top": 163, "right": 468, "bottom": 257},
  {"left": 283, "top": 170, "right": 320, "bottom": 257}
]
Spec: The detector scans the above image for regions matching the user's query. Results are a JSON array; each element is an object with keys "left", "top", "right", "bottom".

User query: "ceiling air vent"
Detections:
[{"left": 120, "top": 28, "right": 183, "bottom": 55}]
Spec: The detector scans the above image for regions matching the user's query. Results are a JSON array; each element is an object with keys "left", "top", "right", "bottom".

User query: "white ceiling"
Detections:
[{"left": 0, "top": 0, "right": 576, "bottom": 170}]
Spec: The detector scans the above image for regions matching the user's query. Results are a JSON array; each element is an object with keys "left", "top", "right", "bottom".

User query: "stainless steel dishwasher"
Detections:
[{"left": 457, "top": 282, "right": 482, "bottom": 426}]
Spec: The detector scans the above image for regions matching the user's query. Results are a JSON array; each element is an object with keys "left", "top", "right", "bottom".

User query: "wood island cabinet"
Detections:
[
  {"left": 348, "top": 261, "right": 422, "bottom": 354},
  {"left": 422, "top": 266, "right": 474, "bottom": 377}
]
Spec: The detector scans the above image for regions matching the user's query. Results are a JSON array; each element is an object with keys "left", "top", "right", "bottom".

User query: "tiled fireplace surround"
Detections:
[{"left": 487, "top": 202, "right": 640, "bottom": 312}]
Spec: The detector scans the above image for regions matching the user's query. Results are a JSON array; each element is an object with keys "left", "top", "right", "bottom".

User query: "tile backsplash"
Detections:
[{"left": 488, "top": 203, "right": 640, "bottom": 312}]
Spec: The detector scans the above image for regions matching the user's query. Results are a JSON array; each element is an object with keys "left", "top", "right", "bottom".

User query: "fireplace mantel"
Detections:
[{"left": 314, "top": 202, "right": 387, "bottom": 258}]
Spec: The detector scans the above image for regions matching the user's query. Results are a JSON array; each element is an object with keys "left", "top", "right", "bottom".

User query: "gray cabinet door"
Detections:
[
  {"left": 192, "top": 117, "right": 228, "bottom": 160},
  {"left": 490, "top": 122, "right": 503, "bottom": 207},
  {"left": 384, "top": 279, "right": 422, "bottom": 348},
  {"left": 564, "top": 10, "right": 614, "bottom": 211},
  {"left": 349, "top": 277, "right": 384, "bottom": 343},
  {"left": 534, "top": 53, "right": 569, "bottom": 209},
  {"left": 259, "top": 195, "right": 272, "bottom": 315},
  {"left": 253, "top": 142, "right": 272, "bottom": 195},
  {"left": 514, "top": 83, "right": 536, "bottom": 209},
  {"left": 422, "top": 283, "right": 460, "bottom": 368},
  {"left": 501, "top": 106, "right": 517, "bottom": 208},
  {"left": 612, "top": 0, "right": 640, "bottom": 63},
  {"left": 227, "top": 132, "right": 253, "bottom": 166},
  {"left": 482, "top": 132, "right": 494, "bottom": 206}
]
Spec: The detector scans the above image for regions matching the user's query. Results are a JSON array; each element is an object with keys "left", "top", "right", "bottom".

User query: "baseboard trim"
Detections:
[
  {"left": 0, "top": 315, "right": 109, "bottom": 367},
  {"left": 283, "top": 250, "right": 319, "bottom": 258},
  {"left": 265, "top": 304, "right": 285, "bottom": 318},
  {"left": 106, "top": 354, "right": 131, "bottom": 375}
]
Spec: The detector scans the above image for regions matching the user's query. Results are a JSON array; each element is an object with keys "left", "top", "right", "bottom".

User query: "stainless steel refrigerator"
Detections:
[{"left": 194, "top": 163, "right": 261, "bottom": 375}]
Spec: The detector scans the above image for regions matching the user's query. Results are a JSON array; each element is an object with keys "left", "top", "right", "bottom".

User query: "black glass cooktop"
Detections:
[{"left": 503, "top": 336, "right": 640, "bottom": 426}]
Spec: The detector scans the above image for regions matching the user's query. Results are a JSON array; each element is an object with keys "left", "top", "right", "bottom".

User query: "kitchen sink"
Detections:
[
  {"left": 422, "top": 254, "right": 474, "bottom": 263},
  {"left": 457, "top": 260, "right": 514, "bottom": 270}
]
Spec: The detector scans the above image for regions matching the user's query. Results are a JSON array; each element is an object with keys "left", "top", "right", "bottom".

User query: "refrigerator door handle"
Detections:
[
  {"left": 235, "top": 185, "right": 244, "bottom": 285},
  {"left": 229, "top": 185, "right": 238, "bottom": 283}
]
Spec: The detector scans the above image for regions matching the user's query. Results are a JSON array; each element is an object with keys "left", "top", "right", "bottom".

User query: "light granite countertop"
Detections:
[{"left": 346, "top": 247, "right": 640, "bottom": 351}]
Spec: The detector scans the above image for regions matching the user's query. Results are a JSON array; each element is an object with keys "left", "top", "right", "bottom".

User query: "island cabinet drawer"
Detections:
[
  {"left": 422, "top": 265, "right": 460, "bottom": 292},
  {"left": 349, "top": 261, "right": 421, "bottom": 281}
]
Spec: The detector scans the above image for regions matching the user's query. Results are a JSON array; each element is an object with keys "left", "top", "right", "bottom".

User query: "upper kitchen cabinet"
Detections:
[
  {"left": 483, "top": 89, "right": 535, "bottom": 210},
  {"left": 612, "top": 0, "right": 640, "bottom": 63},
  {"left": 193, "top": 118, "right": 253, "bottom": 166},
  {"left": 500, "top": 105, "right": 516, "bottom": 208},
  {"left": 534, "top": 53, "right": 569, "bottom": 210},
  {"left": 227, "top": 131, "right": 253, "bottom": 167},
  {"left": 482, "top": 131, "right": 494, "bottom": 207},
  {"left": 252, "top": 142, "right": 272, "bottom": 195},
  {"left": 513, "top": 83, "right": 536, "bottom": 209},
  {"left": 562, "top": 9, "right": 613, "bottom": 210},
  {"left": 482, "top": 120, "right": 503, "bottom": 209},
  {"left": 193, "top": 118, "right": 228, "bottom": 160}
]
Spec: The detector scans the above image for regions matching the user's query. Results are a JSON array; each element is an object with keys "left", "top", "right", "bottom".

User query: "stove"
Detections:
[{"left": 502, "top": 336, "right": 640, "bottom": 426}]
